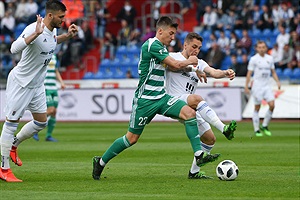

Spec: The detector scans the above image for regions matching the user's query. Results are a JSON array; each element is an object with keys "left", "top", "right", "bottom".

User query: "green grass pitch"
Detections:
[{"left": 1, "top": 120, "right": 299, "bottom": 200}]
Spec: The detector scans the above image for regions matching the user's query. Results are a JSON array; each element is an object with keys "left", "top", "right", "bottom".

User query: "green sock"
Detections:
[
  {"left": 184, "top": 118, "right": 201, "bottom": 153},
  {"left": 46, "top": 116, "right": 56, "bottom": 138},
  {"left": 102, "top": 135, "right": 131, "bottom": 164}
]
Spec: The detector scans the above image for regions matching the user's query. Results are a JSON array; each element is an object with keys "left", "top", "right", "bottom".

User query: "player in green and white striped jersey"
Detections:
[
  {"left": 33, "top": 55, "right": 65, "bottom": 142},
  {"left": 92, "top": 16, "right": 219, "bottom": 180}
]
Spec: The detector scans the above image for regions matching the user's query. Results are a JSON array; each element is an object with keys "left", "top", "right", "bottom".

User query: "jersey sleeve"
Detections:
[
  {"left": 149, "top": 40, "right": 169, "bottom": 62},
  {"left": 247, "top": 57, "right": 255, "bottom": 71},
  {"left": 197, "top": 59, "right": 209, "bottom": 72}
]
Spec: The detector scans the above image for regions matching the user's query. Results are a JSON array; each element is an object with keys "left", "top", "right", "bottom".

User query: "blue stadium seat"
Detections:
[
  {"left": 82, "top": 72, "right": 94, "bottom": 79},
  {"left": 14, "top": 23, "right": 26, "bottom": 38},
  {"left": 221, "top": 56, "right": 231, "bottom": 70},
  {"left": 98, "top": 58, "right": 111, "bottom": 70},
  {"left": 93, "top": 71, "right": 105, "bottom": 79},
  {"left": 262, "top": 29, "right": 272, "bottom": 37},
  {"left": 282, "top": 68, "right": 293, "bottom": 79},
  {"left": 291, "top": 68, "right": 300, "bottom": 79},
  {"left": 234, "top": 29, "right": 242, "bottom": 38},
  {"left": 113, "top": 67, "right": 126, "bottom": 79},
  {"left": 272, "top": 28, "right": 280, "bottom": 37}
]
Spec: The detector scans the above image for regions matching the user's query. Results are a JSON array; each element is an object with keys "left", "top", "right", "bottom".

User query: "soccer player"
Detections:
[
  {"left": 92, "top": 16, "right": 219, "bottom": 180},
  {"left": 245, "top": 41, "right": 281, "bottom": 137},
  {"left": 33, "top": 54, "right": 65, "bottom": 142},
  {"left": 0, "top": 0, "right": 78, "bottom": 182},
  {"left": 165, "top": 32, "right": 237, "bottom": 179}
]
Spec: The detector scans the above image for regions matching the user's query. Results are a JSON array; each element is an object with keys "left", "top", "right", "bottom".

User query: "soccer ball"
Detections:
[{"left": 216, "top": 160, "right": 239, "bottom": 181}]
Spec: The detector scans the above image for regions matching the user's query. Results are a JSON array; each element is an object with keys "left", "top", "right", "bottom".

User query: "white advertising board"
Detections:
[
  {"left": 242, "top": 85, "right": 300, "bottom": 118},
  {"left": 0, "top": 88, "right": 242, "bottom": 121}
]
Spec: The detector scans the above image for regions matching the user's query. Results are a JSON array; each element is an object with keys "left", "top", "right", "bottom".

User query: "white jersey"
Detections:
[
  {"left": 165, "top": 52, "right": 208, "bottom": 96},
  {"left": 10, "top": 22, "right": 57, "bottom": 88},
  {"left": 247, "top": 53, "right": 275, "bottom": 89}
]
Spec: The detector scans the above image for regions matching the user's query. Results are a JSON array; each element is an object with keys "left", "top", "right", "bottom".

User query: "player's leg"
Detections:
[
  {"left": 252, "top": 89, "right": 263, "bottom": 136},
  {"left": 92, "top": 97, "right": 156, "bottom": 180},
  {"left": 187, "top": 94, "right": 236, "bottom": 140},
  {"left": 45, "top": 90, "right": 59, "bottom": 141},
  {"left": 260, "top": 89, "right": 275, "bottom": 136},
  {"left": 0, "top": 78, "right": 30, "bottom": 182}
]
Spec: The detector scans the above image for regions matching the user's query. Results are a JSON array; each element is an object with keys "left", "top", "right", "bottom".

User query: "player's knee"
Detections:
[
  {"left": 33, "top": 120, "right": 47, "bottom": 132},
  {"left": 126, "top": 131, "right": 140, "bottom": 145},
  {"left": 180, "top": 106, "right": 196, "bottom": 120},
  {"left": 47, "top": 107, "right": 56, "bottom": 116}
]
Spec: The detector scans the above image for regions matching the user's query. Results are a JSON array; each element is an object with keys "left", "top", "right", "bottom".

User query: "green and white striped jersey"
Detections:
[
  {"left": 44, "top": 55, "right": 57, "bottom": 91},
  {"left": 135, "top": 37, "right": 169, "bottom": 100}
]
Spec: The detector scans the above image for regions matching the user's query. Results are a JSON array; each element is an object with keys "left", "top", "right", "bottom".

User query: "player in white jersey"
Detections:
[
  {"left": 245, "top": 41, "right": 281, "bottom": 137},
  {"left": 0, "top": 0, "right": 78, "bottom": 182},
  {"left": 165, "top": 32, "right": 237, "bottom": 179}
]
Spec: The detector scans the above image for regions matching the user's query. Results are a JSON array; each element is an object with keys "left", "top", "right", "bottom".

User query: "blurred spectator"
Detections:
[
  {"left": 1, "top": 10, "right": 15, "bottom": 38},
  {"left": 117, "top": 19, "right": 131, "bottom": 46},
  {"left": 101, "top": 31, "right": 117, "bottom": 60},
  {"left": 289, "top": 30, "right": 299, "bottom": 48},
  {"left": 141, "top": 26, "right": 155, "bottom": 42},
  {"left": 116, "top": 0, "right": 136, "bottom": 29},
  {"left": 26, "top": 0, "right": 38, "bottom": 24},
  {"left": 5, "top": 1, "right": 16, "bottom": 16},
  {"left": 235, "top": 5, "right": 252, "bottom": 30},
  {"left": 0, "top": 1, "right": 4, "bottom": 19},
  {"left": 278, "top": 44, "right": 294, "bottom": 70},
  {"left": 278, "top": 2, "right": 294, "bottom": 27},
  {"left": 236, "top": 29, "right": 252, "bottom": 54},
  {"left": 126, "top": 70, "right": 133, "bottom": 78},
  {"left": 168, "top": 35, "right": 182, "bottom": 52},
  {"left": 202, "top": 5, "right": 217, "bottom": 31},
  {"left": 289, "top": 13, "right": 299, "bottom": 32},
  {"left": 217, "top": 30, "right": 230, "bottom": 54},
  {"left": 205, "top": 42, "right": 225, "bottom": 69},
  {"left": 276, "top": 25, "right": 290, "bottom": 55},
  {"left": 271, "top": 3, "right": 281, "bottom": 27},
  {"left": 152, "top": 0, "right": 162, "bottom": 25},
  {"left": 231, "top": 54, "right": 248, "bottom": 76},
  {"left": 81, "top": 20, "right": 93, "bottom": 51},
  {"left": 94, "top": 1, "right": 110, "bottom": 45},
  {"left": 257, "top": 5, "right": 274, "bottom": 31},
  {"left": 216, "top": 9, "right": 229, "bottom": 31},
  {"left": 270, "top": 43, "right": 282, "bottom": 68},
  {"left": 179, "top": 0, "right": 191, "bottom": 15},
  {"left": 247, "top": 4, "right": 261, "bottom": 30},
  {"left": 15, "top": 0, "right": 28, "bottom": 24},
  {"left": 129, "top": 28, "right": 141, "bottom": 47},
  {"left": 293, "top": 44, "right": 300, "bottom": 69},
  {"left": 195, "top": 0, "right": 213, "bottom": 26},
  {"left": 204, "top": 32, "right": 217, "bottom": 51},
  {"left": 226, "top": 9, "right": 238, "bottom": 31},
  {"left": 229, "top": 31, "right": 239, "bottom": 55}
]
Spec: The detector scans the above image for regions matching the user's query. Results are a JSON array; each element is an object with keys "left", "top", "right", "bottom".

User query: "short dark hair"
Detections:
[
  {"left": 185, "top": 32, "right": 203, "bottom": 43},
  {"left": 156, "top": 16, "right": 178, "bottom": 30},
  {"left": 46, "top": 0, "right": 67, "bottom": 13}
]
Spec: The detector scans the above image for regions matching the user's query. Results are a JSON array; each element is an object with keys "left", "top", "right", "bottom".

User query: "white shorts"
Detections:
[
  {"left": 4, "top": 75, "right": 47, "bottom": 120},
  {"left": 251, "top": 86, "right": 275, "bottom": 105},
  {"left": 178, "top": 94, "right": 211, "bottom": 136}
]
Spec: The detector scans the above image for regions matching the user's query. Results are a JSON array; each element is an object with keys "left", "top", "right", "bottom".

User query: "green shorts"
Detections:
[
  {"left": 128, "top": 94, "right": 187, "bottom": 134},
  {"left": 46, "top": 89, "right": 59, "bottom": 108}
]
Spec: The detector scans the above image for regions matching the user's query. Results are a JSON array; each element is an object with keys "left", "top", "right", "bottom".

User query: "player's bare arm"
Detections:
[
  {"left": 244, "top": 70, "right": 253, "bottom": 94},
  {"left": 163, "top": 55, "right": 198, "bottom": 70},
  {"left": 271, "top": 68, "right": 281, "bottom": 90},
  {"left": 204, "top": 66, "right": 236, "bottom": 80},
  {"left": 57, "top": 24, "right": 78, "bottom": 44}
]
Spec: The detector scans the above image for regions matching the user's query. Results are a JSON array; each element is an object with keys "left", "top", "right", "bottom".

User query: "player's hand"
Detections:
[
  {"left": 187, "top": 56, "right": 198, "bottom": 66},
  {"left": 61, "top": 82, "right": 66, "bottom": 90},
  {"left": 277, "top": 82, "right": 281, "bottom": 90},
  {"left": 67, "top": 24, "right": 78, "bottom": 38},
  {"left": 196, "top": 71, "right": 207, "bottom": 83},
  {"left": 244, "top": 87, "right": 250, "bottom": 95},
  {"left": 35, "top": 14, "right": 44, "bottom": 35},
  {"left": 225, "top": 69, "right": 235, "bottom": 80}
]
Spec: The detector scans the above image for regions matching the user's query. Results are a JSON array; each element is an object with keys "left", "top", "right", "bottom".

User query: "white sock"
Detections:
[
  {"left": 262, "top": 110, "right": 273, "bottom": 127},
  {"left": 201, "top": 142, "right": 214, "bottom": 154},
  {"left": 190, "top": 157, "right": 200, "bottom": 174},
  {"left": 14, "top": 120, "right": 47, "bottom": 147},
  {"left": 100, "top": 158, "right": 106, "bottom": 167},
  {"left": 196, "top": 101, "right": 225, "bottom": 133},
  {"left": 1, "top": 121, "right": 18, "bottom": 169},
  {"left": 253, "top": 111, "right": 260, "bottom": 132}
]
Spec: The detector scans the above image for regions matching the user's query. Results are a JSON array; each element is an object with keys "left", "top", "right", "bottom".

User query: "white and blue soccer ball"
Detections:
[{"left": 216, "top": 160, "right": 239, "bottom": 181}]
